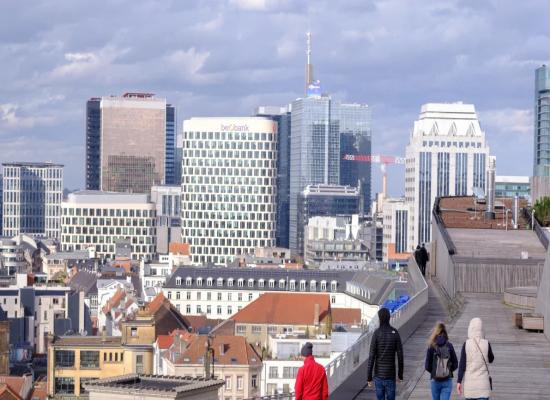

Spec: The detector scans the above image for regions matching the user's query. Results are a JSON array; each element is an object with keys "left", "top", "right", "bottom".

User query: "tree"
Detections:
[
  {"left": 324, "top": 314, "right": 332, "bottom": 337},
  {"left": 534, "top": 197, "right": 550, "bottom": 226}
]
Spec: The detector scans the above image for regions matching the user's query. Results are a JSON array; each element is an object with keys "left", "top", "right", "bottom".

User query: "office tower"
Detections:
[
  {"left": 61, "top": 191, "right": 156, "bottom": 260},
  {"left": 151, "top": 185, "right": 182, "bottom": 254},
  {"left": 174, "top": 132, "right": 183, "bottom": 186},
  {"left": 339, "top": 104, "right": 372, "bottom": 213},
  {"left": 181, "top": 117, "right": 277, "bottom": 265},
  {"left": 382, "top": 198, "right": 413, "bottom": 264},
  {"left": 297, "top": 184, "right": 360, "bottom": 254},
  {"left": 85, "top": 93, "right": 176, "bottom": 193},
  {"left": 1, "top": 162, "right": 63, "bottom": 239},
  {"left": 0, "top": 174, "right": 3, "bottom": 236},
  {"left": 532, "top": 65, "right": 550, "bottom": 201},
  {"left": 289, "top": 98, "right": 370, "bottom": 252},
  {"left": 405, "top": 102, "right": 491, "bottom": 244},
  {"left": 255, "top": 106, "right": 291, "bottom": 248},
  {"left": 495, "top": 176, "right": 530, "bottom": 198}
]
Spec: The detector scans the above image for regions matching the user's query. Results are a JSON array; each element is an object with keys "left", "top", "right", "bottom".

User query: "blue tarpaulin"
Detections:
[{"left": 382, "top": 295, "right": 410, "bottom": 313}]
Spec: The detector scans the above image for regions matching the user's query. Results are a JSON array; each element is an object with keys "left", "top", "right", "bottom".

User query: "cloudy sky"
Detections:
[{"left": 0, "top": 0, "right": 546, "bottom": 194}]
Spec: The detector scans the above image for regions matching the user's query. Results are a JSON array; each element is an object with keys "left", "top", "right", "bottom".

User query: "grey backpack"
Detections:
[{"left": 434, "top": 344, "right": 451, "bottom": 379}]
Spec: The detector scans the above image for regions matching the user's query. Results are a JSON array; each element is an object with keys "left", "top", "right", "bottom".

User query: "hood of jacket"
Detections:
[{"left": 468, "top": 317, "right": 484, "bottom": 340}]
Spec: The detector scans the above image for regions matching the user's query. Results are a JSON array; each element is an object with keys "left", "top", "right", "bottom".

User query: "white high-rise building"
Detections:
[
  {"left": 181, "top": 117, "right": 277, "bottom": 265},
  {"left": 382, "top": 198, "right": 413, "bottom": 263},
  {"left": 2, "top": 162, "right": 63, "bottom": 239},
  {"left": 405, "top": 103, "right": 491, "bottom": 244}
]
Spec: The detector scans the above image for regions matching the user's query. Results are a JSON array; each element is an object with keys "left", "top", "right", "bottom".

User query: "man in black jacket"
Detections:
[{"left": 367, "top": 308, "right": 404, "bottom": 400}]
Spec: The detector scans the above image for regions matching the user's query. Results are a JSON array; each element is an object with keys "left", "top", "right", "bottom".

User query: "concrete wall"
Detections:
[
  {"left": 431, "top": 216, "right": 456, "bottom": 298},
  {"left": 536, "top": 248, "right": 550, "bottom": 340}
]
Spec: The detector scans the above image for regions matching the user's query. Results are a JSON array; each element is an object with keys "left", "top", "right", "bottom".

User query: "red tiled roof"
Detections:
[
  {"left": 0, "top": 384, "right": 21, "bottom": 400},
  {"left": 331, "top": 308, "right": 362, "bottom": 325},
  {"left": 173, "top": 335, "right": 261, "bottom": 366},
  {"left": 0, "top": 376, "right": 26, "bottom": 399},
  {"left": 169, "top": 242, "right": 190, "bottom": 256},
  {"left": 101, "top": 287, "right": 126, "bottom": 314},
  {"left": 147, "top": 292, "right": 166, "bottom": 314},
  {"left": 231, "top": 293, "right": 330, "bottom": 325},
  {"left": 156, "top": 335, "right": 174, "bottom": 350}
]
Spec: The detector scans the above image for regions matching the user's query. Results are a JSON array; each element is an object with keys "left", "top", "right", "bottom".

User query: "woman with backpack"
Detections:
[
  {"left": 457, "top": 317, "right": 494, "bottom": 400},
  {"left": 425, "top": 322, "right": 458, "bottom": 400}
]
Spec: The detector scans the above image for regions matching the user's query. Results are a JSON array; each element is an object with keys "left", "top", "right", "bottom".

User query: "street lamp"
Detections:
[{"left": 505, "top": 209, "right": 510, "bottom": 231}]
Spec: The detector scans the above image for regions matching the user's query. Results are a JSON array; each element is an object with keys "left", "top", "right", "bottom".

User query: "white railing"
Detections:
[{"left": 325, "top": 261, "right": 429, "bottom": 395}]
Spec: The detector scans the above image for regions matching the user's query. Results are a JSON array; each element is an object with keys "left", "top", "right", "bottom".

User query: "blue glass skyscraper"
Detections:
[
  {"left": 289, "top": 96, "right": 371, "bottom": 252},
  {"left": 165, "top": 104, "right": 177, "bottom": 185},
  {"left": 535, "top": 65, "right": 550, "bottom": 177}
]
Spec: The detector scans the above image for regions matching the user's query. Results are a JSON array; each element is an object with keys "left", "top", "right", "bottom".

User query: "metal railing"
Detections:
[
  {"left": 324, "top": 260, "right": 429, "bottom": 395},
  {"left": 245, "top": 394, "right": 295, "bottom": 400},
  {"left": 523, "top": 207, "right": 549, "bottom": 250}
]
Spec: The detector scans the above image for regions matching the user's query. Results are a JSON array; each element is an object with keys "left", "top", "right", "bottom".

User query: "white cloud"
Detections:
[
  {"left": 49, "top": 46, "right": 129, "bottom": 80},
  {"left": 192, "top": 14, "right": 223, "bottom": 32},
  {"left": 229, "top": 0, "right": 290, "bottom": 11},
  {"left": 0, "top": 103, "right": 55, "bottom": 130},
  {"left": 164, "top": 47, "right": 223, "bottom": 84},
  {"left": 480, "top": 108, "right": 533, "bottom": 136}
]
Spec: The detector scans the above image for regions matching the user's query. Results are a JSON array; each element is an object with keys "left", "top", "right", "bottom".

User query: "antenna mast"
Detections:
[{"left": 305, "top": 32, "right": 314, "bottom": 94}]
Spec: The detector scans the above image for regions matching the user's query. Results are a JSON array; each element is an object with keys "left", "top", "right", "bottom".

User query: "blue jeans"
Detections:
[
  {"left": 430, "top": 378, "right": 452, "bottom": 400},
  {"left": 374, "top": 377, "right": 396, "bottom": 400},
  {"left": 466, "top": 398, "right": 489, "bottom": 400}
]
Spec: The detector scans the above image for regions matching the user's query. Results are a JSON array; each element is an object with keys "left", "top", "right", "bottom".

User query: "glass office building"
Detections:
[
  {"left": 535, "top": 65, "right": 550, "bottom": 177},
  {"left": 85, "top": 93, "right": 176, "bottom": 193},
  {"left": 2, "top": 162, "right": 63, "bottom": 239},
  {"left": 289, "top": 96, "right": 370, "bottom": 252}
]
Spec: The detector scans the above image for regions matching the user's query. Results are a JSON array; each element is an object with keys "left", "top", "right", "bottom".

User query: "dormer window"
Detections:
[
  {"left": 186, "top": 277, "right": 192, "bottom": 286},
  {"left": 206, "top": 278, "right": 213, "bottom": 287},
  {"left": 197, "top": 277, "right": 203, "bottom": 287},
  {"left": 238, "top": 279, "right": 244, "bottom": 287},
  {"left": 217, "top": 278, "right": 224, "bottom": 287},
  {"left": 258, "top": 279, "right": 265, "bottom": 288},
  {"left": 175, "top": 277, "right": 182, "bottom": 286},
  {"left": 299, "top": 280, "right": 306, "bottom": 291},
  {"left": 310, "top": 280, "right": 317, "bottom": 291},
  {"left": 268, "top": 279, "right": 275, "bottom": 289},
  {"left": 248, "top": 279, "right": 254, "bottom": 288},
  {"left": 279, "top": 279, "right": 285, "bottom": 289},
  {"left": 331, "top": 280, "right": 338, "bottom": 292},
  {"left": 320, "top": 280, "right": 327, "bottom": 291},
  {"left": 228, "top": 278, "right": 234, "bottom": 287},
  {"left": 289, "top": 280, "right": 296, "bottom": 291}
]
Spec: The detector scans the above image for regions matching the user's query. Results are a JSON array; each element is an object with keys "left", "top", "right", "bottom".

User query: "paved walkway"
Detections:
[{"left": 355, "top": 287, "right": 550, "bottom": 399}]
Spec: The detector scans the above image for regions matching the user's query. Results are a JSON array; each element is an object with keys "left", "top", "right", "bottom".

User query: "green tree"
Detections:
[{"left": 534, "top": 197, "right": 550, "bottom": 226}]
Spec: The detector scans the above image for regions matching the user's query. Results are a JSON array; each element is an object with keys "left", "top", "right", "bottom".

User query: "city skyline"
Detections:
[{"left": 0, "top": 0, "right": 544, "bottom": 195}]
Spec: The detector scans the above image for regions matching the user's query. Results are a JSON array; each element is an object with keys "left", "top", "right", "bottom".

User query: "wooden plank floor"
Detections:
[
  {"left": 355, "top": 283, "right": 449, "bottom": 399},
  {"left": 355, "top": 288, "right": 550, "bottom": 400}
]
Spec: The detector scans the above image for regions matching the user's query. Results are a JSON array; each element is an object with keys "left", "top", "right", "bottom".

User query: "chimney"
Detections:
[
  {"left": 485, "top": 156, "right": 496, "bottom": 220},
  {"left": 314, "top": 303, "right": 320, "bottom": 326},
  {"left": 219, "top": 344, "right": 225, "bottom": 356}
]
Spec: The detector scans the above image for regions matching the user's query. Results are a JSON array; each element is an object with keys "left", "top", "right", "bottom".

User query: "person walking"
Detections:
[
  {"left": 425, "top": 322, "right": 458, "bottom": 400},
  {"left": 457, "top": 318, "right": 494, "bottom": 400},
  {"left": 414, "top": 245, "right": 422, "bottom": 274},
  {"left": 419, "top": 243, "right": 429, "bottom": 276},
  {"left": 367, "top": 308, "right": 404, "bottom": 400},
  {"left": 295, "top": 342, "right": 328, "bottom": 400}
]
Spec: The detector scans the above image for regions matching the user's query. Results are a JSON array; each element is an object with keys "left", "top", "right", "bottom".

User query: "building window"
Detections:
[
  {"left": 252, "top": 325, "right": 261, "bottom": 334},
  {"left": 252, "top": 375, "right": 257, "bottom": 388},
  {"left": 217, "top": 278, "right": 224, "bottom": 287},
  {"left": 176, "top": 277, "right": 182, "bottom": 286},
  {"left": 206, "top": 305, "right": 212, "bottom": 314},
  {"left": 131, "top": 327, "right": 138, "bottom": 337},
  {"left": 224, "top": 376, "right": 232, "bottom": 390},
  {"left": 176, "top": 292, "right": 180, "bottom": 300},
  {"left": 197, "top": 278, "right": 203, "bottom": 286},
  {"left": 283, "top": 367, "right": 299, "bottom": 379},
  {"left": 217, "top": 305, "right": 222, "bottom": 315},
  {"left": 237, "top": 376, "right": 244, "bottom": 391},
  {"left": 299, "top": 280, "right": 306, "bottom": 291},
  {"left": 136, "top": 355, "right": 144, "bottom": 374},
  {"left": 227, "top": 305, "right": 232, "bottom": 314},
  {"left": 268, "top": 279, "right": 275, "bottom": 288},
  {"left": 331, "top": 281, "right": 338, "bottom": 292},
  {"left": 258, "top": 279, "right": 265, "bottom": 288},
  {"left": 54, "top": 377, "right": 74, "bottom": 394},
  {"left": 80, "top": 351, "right": 99, "bottom": 368},
  {"left": 187, "top": 292, "right": 191, "bottom": 300},
  {"left": 238, "top": 293, "right": 242, "bottom": 301},
  {"left": 248, "top": 279, "right": 254, "bottom": 288},
  {"left": 207, "top": 278, "right": 213, "bottom": 287},
  {"left": 168, "top": 291, "right": 172, "bottom": 299},
  {"left": 237, "top": 279, "right": 244, "bottom": 287},
  {"left": 289, "top": 280, "right": 296, "bottom": 291},
  {"left": 236, "top": 325, "right": 246, "bottom": 334},
  {"left": 248, "top": 293, "right": 253, "bottom": 301},
  {"left": 186, "top": 277, "right": 192, "bottom": 285},
  {"left": 186, "top": 305, "right": 191, "bottom": 314},
  {"left": 310, "top": 280, "right": 317, "bottom": 291},
  {"left": 217, "top": 292, "right": 222, "bottom": 301},
  {"left": 268, "top": 326, "right": 277, "bottom": 334},
  {"left": 320, "top": 281, "right": 327, "bottom": 291},
  {"left": 228, "top": 278, "right": 234, "bottom": 287},
  {"left": 279, "top": 279, "right": 285, "bottom": 289},
  {"left": 268, "top": 366, "right": 278, "bottom": 379},
  {"left": 55, "top": 350, "right": 75, "bottom": 368}
]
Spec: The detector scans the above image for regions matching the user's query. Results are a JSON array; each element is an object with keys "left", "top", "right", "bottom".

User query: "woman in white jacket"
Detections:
[{"left": 456, "top": 318, "right": 494, "bottom": 400}]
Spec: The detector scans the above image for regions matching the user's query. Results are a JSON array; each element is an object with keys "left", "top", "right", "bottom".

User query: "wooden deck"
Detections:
[{"left": 355, "top": 285, "right": 550, "bottom": 399}]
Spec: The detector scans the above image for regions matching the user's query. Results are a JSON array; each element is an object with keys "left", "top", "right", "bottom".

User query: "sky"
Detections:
[{"left": 0, "top": 0, "right": 547, "bottom": 195}]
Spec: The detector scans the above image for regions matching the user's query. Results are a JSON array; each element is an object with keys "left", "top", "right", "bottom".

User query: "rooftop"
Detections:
[
  {"left": 1, "top": 161, "right": 63, "bottom": 168},
  {"left": 231, "top": 292, "right": 330, "bottom": 325},
  {"left": 52, "top": 335, "right": 123, "bottom": 347},
  {"left": 64, "top": 190, "right": 153, "bottom": 205},
  {"left": 83, "top": 374, "right": 224, "bottom": 396}
]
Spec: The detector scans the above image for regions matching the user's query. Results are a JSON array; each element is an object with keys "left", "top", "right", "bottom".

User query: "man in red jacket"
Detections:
[{"left": 294, "top": 342, "right": 329, "bottom": 400}]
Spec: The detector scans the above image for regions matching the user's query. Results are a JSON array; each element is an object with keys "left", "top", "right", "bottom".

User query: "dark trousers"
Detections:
[{"left": 419, "top": 262, "right": 426, "bottom": 276}]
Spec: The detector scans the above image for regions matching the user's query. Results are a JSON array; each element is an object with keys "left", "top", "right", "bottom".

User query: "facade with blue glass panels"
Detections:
[
  {"left": 532, "top": 66, "right": 550, "bottom": 201},
  {"left": 289, "top": 97, "right": 370, "bottom": 252},
  {"left": 165, "top": 105, "right": 177, "bottom": 185},
  {"left": 405, "top": 103, "right": 491, "bottom": 245}
]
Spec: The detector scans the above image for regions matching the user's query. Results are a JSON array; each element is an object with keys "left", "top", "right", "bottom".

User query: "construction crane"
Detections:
[{"left": 342, "top": 153, "right": 406, "bottom": 212}]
